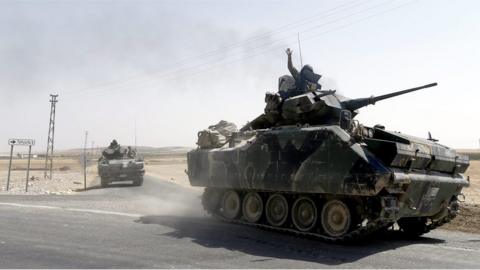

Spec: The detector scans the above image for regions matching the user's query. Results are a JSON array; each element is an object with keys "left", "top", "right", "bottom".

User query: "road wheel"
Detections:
[
  {"left": 221, "top": 190, "right": 241, "bottom": 220},
  {"left": 100, "top": 177, "right": 109, "bottom": 188},
  {"left": 398, "top": 217, "right": 430, "bottom": 237},
  {"left": 292, "top": 196, "right": 318, "bottom": 232},
  {"left": 265, "top": 193, "right": 289, "bottom": 227},
  {"left": 242, "top": 192, "right": 263, "bottom": 223},
  {"left": 321, "top": 199, "right": 352, "bottom": 238},
  {"left": 133, "top": 176, "right": 144, "bottom": 186}
]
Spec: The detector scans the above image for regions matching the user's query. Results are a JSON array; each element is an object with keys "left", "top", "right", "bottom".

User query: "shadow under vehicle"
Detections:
[
  {"left": 186, "top": 82, "right": 470, "bottom": 242},
  {"left": 136, "top": 214, "right": 448, "bottom": 266}
]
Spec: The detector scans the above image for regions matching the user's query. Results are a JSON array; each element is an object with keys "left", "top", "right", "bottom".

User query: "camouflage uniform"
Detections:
[{"left": 287, "top": 49, "right": 322, "bottom": 94}]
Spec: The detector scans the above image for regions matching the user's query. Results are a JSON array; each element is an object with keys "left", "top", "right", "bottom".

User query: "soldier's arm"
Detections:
[{"left": 286, "top": 48, "right": 299, "bottom": 79}]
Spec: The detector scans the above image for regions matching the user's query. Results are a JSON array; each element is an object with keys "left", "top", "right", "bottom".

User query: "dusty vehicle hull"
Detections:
[
  {"left": 98, "top": 159, "right": 145, "bottom": 187},
  {"left": 187, "top": 125, "right": 469, "bottom": 240}
]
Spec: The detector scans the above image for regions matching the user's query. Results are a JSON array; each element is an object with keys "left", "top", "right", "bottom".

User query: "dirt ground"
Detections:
[
  {"left": 443, "top": 204, "right": 480, "bottom": 234},
  {"left": 462, "top": 160, "right": 480, "bottom": 204},
  {"left": 0, "top": 158, "right": 97, "bottom": 194},
  {"left": 144, "top": 156, "right": 192, "bottom": 188},
  {"left": 1, "top": 153, "right": 479, "bottom": 234},
  {"left": 442, "top": 159, "right": 480, "bottom": 233}
]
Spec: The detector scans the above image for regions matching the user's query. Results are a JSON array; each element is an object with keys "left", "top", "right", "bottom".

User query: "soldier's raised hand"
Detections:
[{"left": 286, "top": 48, "right": 293, "bottom": 56}]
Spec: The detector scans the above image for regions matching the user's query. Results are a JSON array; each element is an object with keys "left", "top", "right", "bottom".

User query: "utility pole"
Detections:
[
  {"left": 44, "top": 94, "right": 58, "bottom": 179},
  {"left": 84, "top": 131, "right": 88, "bottom": 191}
]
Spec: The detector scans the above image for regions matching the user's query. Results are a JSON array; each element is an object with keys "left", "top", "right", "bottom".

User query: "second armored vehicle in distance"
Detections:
[{"left": 98, "top": 140, "right": 145, "bottom": 187}]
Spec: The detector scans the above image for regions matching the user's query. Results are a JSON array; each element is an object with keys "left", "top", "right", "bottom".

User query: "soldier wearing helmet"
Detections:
[
  {"left": 286, "top": 48, "right": 322, "bottom": 93},
  {"left": 109, "top": 139, "right": 119, "bottom": 149}
]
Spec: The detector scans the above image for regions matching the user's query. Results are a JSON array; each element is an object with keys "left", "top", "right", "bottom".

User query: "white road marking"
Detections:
[
  {"left": 0, "top": 202, "right": 142, "bottom": 218},
  {"left": 2, "top": 203, "right": 479, "bottom": 254},
  {"left": 432, "top": 245, "right": 480, "bottom": 253}
]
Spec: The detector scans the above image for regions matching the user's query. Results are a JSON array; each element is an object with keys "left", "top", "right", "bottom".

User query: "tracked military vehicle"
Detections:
[
  {"left": 187, "top": 83, "right": 470, "bottom": 242},
  {"left": 98, "top": 142, "right": 145, "bottom": 187}
]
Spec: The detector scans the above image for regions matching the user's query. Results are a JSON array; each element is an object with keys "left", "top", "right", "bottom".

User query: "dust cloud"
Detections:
[
  {"left": 88, "top": 176, "right": 205, "bottom": 218},
  {"left": 133, "top": 187, "right": 205, "bottom": 218}
]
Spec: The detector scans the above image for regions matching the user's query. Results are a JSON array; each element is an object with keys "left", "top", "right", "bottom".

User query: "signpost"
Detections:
[
  {"left": 6, "top": 144, "right": 14, "bottom": 191},
  {"left": 6, "top": 139, "right": 35, "bottom": 192},
  {"left": 8, "top": 139, "right": 35, "bottom": 146},
  {"left": 83, "top": 131, "right": 88, "bottom": 191},
  {"left": 25, "top": 145, "right": 32, "bottom": 192}
]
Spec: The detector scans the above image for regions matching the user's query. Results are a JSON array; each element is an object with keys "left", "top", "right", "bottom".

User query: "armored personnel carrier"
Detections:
[
  {"left": 98, "top": 141, "right": 145, "bottom": 187},
  {"left": 187, "top": 82, "right": 470, "bottom": 241}
]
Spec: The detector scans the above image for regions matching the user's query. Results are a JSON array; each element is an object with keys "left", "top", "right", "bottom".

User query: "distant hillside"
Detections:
[
  {"left": 56, "top": 146, "right": 193, "bottom": 157},
  {"left": 458, "top": 149, "right": 480, "bottom": 160},
  {"left": 134, "top": 146, "right": 193, "bottom": 153}
]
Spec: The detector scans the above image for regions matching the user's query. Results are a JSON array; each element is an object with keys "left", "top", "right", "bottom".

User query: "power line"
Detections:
[
  {"left": 71, "top": 0, "right": 415, "bottom": 99},
  {"left": 166, "top": 0, "right": 371, "bottom": 61},
  {"left": 61, "top": 0, "right": 367, "bottom": 97},
  {"left": 67, "top": 0, "right": 404, "bottom": 99},
  {"left": 130, "top": 0, "right": 419, "bottom": 86},
  {"left": 62, "top": 0, "right": 390, "bottom": 98}
]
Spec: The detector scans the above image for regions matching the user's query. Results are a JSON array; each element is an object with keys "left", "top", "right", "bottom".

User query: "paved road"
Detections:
[{"left": 1, "top": 176, "right": 480, "bottom": 268}]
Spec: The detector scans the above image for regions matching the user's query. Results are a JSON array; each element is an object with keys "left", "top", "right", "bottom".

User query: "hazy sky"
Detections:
[{"left": 1, "top": 0, "right": 479, "bottom": 153}]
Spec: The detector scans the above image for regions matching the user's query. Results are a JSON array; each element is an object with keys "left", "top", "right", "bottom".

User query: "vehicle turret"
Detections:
[{"left": 243, "top": 83, "right": 438, "bottom": 131}]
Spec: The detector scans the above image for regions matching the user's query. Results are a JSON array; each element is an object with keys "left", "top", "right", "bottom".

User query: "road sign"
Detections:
[
  {"left": 8, "top": 139, "right": 35, "bottom": 146},
  {"left": 6, "top": 138, "right": 35, "bottom": 192}
]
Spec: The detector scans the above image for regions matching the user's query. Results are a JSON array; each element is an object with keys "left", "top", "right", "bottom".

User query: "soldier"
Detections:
[
  {"left": 126, "top": 146, "right": 136, "bottom": 158},
  {"left": 109, "top": 139, "right": 119, "bottom": 149},
  {"left": 106, "top": 139, "right": 122, "bottom": 159},
  {"left": 241, "top": 50, "right": 323, "bottom": 131},
  {"left": 277, "top": 75, "right": 297, "bottom": 99},
  {"left": 286, "top": 48, "right": 322, "bottom": 92}
]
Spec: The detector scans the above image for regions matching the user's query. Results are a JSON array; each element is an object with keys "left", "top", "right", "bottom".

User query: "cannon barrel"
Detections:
[{"left": 342, "top": 82, "right": 437, "bottom": 111}]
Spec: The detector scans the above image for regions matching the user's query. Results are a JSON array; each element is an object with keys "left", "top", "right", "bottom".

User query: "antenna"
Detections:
[
  {"left": 297, "top": 33, "right": 303, "bottom": 67},
  {"left": 134, "top": 118, "right": 137, "bottom": 151},
  {"left": 428, "top": 131, "right": 438, "bottom": 143}
]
